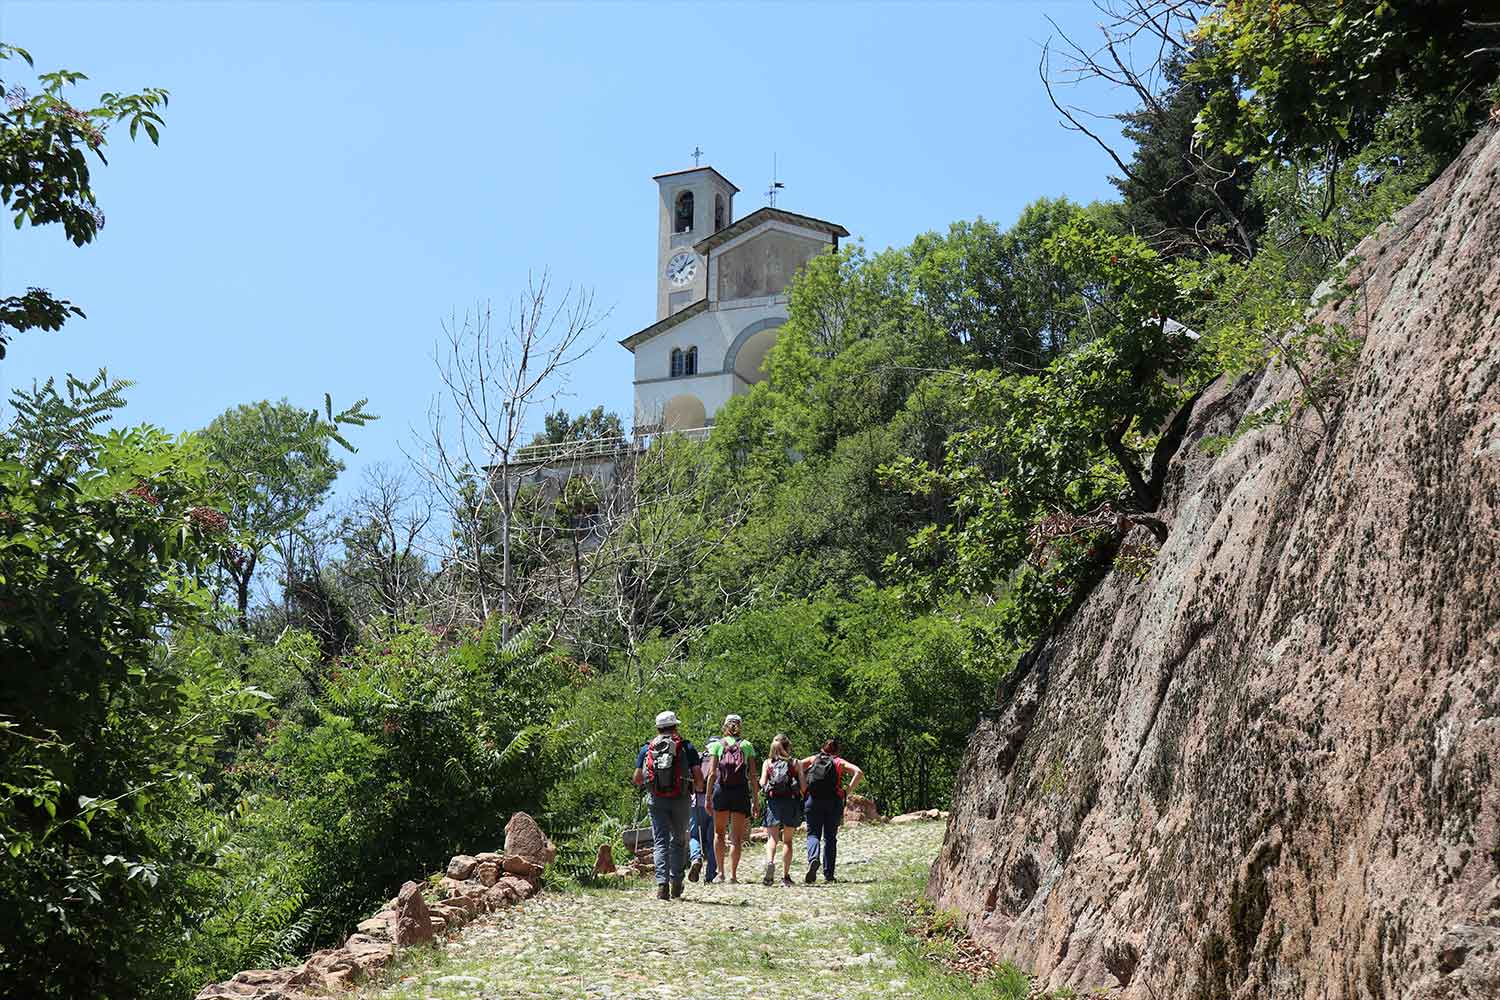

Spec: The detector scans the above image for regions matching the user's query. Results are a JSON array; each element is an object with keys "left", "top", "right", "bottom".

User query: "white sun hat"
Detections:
[
  {"left": 655, "top": 710, "right": 680, "bottom": 729},
  {"left": 724, "top": 714, "right": 742, "bottom": 726}
]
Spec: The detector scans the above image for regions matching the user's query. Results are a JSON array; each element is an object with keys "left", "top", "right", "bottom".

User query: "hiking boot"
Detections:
[
  {"left": 670, "top": 879, "right": 684, "bottom": 899},
  {"left": 656, "top": 883, "right": 670, "bottom": 900},
  {"left": 688, "top": 858, "right": 702, "bottom": 883},
  {"left": 824, "top": 874, "right": 838, "bottom": 884},
  {"left": 782, "top": 875, "right": 794, "bottom": 887},
  {"left": 762, "top": 862, "right": 775, "bottom": 886},
  {"left": 804, "top": 861, "right": 818, "bottom": 885}
]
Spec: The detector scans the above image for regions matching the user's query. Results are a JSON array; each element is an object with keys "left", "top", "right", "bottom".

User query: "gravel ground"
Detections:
[{"left": 357, "top": 820, "right": 947, "bottom": 1000}]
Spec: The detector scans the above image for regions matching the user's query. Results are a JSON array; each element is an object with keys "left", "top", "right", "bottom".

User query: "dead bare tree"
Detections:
[
  {"left": 413, "top": 274, "right": 606, "bottom": 637},
  {"left": 498, "top": 453, "right": 629, "bottom": 648},
  {"left": 593, "top": 435, "right": 755, "bottom": 731},
  {"left": 1039, "top": 0, "right": 1259, "bottom": 259},
  {"left": 336, "top": 463, "right": 435, "bottom": 625},
  {"left": 501, "top": 430, "right": 751, "bottom": 663}
]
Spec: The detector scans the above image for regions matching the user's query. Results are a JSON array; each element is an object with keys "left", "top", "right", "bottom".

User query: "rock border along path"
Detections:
[{"left": 355, "top": 819, "right": 948, "bottom": 1000}]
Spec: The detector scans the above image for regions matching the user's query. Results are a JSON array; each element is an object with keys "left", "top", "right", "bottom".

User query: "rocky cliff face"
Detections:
[{"left": 930, "top": 125, "right": 1500, "bottom": 999}]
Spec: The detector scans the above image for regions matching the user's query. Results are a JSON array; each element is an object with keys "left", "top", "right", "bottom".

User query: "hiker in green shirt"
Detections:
[{"left": 704, "top": 714, "right": 759, "bottom": 883}]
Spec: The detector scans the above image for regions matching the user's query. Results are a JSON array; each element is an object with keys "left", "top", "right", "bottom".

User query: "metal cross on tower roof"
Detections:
[{"left": 692, "top": 145, "right": 703, "bottom": 166}]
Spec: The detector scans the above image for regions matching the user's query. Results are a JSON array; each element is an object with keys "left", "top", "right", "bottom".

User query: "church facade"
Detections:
[{"left": 621, "top": 165, "right": 848, "bottom": 433}]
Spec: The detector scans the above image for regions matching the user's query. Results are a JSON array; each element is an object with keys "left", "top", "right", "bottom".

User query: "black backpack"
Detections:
[
  {"left": 767, "top": 758, "right": 797, "bottom": 798},
  {"left": 806, "top": 752, "right": 840, "bottom": 799},
  {"left": 644, "top": 733, "right": 683, "bottom": 797}
]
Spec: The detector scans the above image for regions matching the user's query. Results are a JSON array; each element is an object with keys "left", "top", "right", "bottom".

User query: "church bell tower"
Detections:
[{"left": 653, "top": 166, "right": 739, "bottom": 320}]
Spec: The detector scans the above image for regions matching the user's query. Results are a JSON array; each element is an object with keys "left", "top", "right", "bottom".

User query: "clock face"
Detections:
[{"left": 666, "top": 251, "right": 699, "bottom": 287}]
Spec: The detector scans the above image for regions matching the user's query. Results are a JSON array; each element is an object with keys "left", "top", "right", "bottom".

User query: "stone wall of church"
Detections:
[{"left": 716, "top": 230, "right": 827, "bottom": 302}]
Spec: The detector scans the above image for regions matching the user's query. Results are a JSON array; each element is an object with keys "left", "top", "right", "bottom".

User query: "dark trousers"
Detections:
[{"left": 805, "top": 796, "right": 844, "bottom": 877}]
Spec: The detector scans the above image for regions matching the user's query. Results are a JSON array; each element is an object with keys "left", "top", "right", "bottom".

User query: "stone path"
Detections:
[{"left": 355, "top": 820, "right": 948, "bottom": 1000}]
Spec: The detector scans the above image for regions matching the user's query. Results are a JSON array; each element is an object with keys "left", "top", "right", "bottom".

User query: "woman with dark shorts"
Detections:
[
  {"left": 706, "top": 714, "right": 759, "bottom": 883},
  {"left": 799, "top": 738, "right": 863, "bottom": 883},
  {"left": 760, "top": 734, "right": 805, "bottom": 885}
]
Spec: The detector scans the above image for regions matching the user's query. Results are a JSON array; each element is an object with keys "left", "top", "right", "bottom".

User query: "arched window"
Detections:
[
  {"left": 670, "top": 348, "right": 685, "bottom": 378},
  {"left": 714, "top": 194, "right": 726, "bottom": 232},
  {"left": 685, "top": 346, "right": 698, "bottom": 376},
  {"left": 674, "top": 191, "right": 694, "bottom": 233}
]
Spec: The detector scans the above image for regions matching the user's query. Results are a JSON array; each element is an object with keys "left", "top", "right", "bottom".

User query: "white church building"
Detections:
[{"left": 622, "top": 165, "right": 848, "bottom": 433}]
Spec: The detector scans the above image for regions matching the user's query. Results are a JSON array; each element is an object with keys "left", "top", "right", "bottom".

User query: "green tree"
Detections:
[
  {"left": 0, "top": 43, "right": 167, "bottom": 359},
  {"left": 528, "top": 406, "right": 624, "bottom": 447},
  {"left": 836, "top": 590, "right": 1009, "bottom": 812},
  {"left": 1110, "top": 52, "right": 1262, "bottom": 258},
  {"left": 884, "top": 220, "right": 1202, "bottom": 640},
  {"left": 201, "top": 397, "right": 373, "bottom": 630},
  {"left": 1190, "top": 0, "right": 1498, "bottom": 167},
  {"left": 0, "top": 373, "right": 270, "bottom": 998},
  {"left": 233, "top": 622, "right": 569, "bottom": 947},
  {"left": 676, "top": 203, "right": 1106, "bottom": 617}
]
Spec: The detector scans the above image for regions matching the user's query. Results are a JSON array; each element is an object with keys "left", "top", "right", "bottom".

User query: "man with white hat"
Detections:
[{"left": 633, "top": 709, "right": 703, "bottom": 899}]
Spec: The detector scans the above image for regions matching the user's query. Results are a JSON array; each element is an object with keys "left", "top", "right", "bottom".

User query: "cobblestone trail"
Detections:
[{"left": 359, "top": 820, "right": 946, "bottom": 1000}]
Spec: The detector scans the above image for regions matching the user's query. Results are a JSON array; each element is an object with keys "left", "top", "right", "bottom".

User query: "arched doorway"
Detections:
[
  {"left": 661, "top": 393, "right": 706, "bottom": 432},
  {"left": 732, "top": 325, "right": 781, "bottom": 385}
]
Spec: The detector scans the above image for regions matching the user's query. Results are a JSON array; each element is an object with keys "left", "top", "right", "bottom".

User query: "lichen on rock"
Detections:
[{"left": 930, "top": 124, "right": 1500, "bottom": 998}]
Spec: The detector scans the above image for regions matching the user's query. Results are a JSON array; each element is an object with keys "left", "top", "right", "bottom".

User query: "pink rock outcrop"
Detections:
[
  {"left": 195, "top": 969, "right": 307, "bottom": 999},
  {"left": 891, "top": 808, "right": 943, "bottom": 824},
  {"left": 499, "top": 873, "right": 541, "bottom": 901},
  {"left": 501, "top": 854, "right": 544, "bottom": 877},
  {"left": 393, "top": 880, "right": 435, "bottom": 948},
  {"left": 446, "top": 854, "right": 478, "bottom": 880},
  {"left": 930, "top": 125, "right": 1500, "bottom": 999},
  {"left": 504, "top": 811, "right": 557, "bottom": 865},
  {"left": 196, "top": 818, "right": 558, "bottom": 998},
  {"left": 843, "top": 794, "right": 881, "bottom": 824}
]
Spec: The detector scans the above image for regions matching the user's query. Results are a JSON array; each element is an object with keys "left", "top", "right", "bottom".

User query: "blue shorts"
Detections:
[{"left": 764, "top": 796, "right": 803, "bottom": 828}]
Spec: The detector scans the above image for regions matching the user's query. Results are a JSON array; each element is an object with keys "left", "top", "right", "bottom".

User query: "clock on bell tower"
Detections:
[{"left": 652, "top": 164, "right": 739, "bottom": 320}]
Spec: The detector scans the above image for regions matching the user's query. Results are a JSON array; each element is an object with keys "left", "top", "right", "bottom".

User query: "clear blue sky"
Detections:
[{"left": 2, "top": 2, "right": 1131, "bottom": 495}]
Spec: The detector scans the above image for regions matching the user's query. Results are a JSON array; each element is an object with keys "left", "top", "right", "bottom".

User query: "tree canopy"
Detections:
[{"left": 0, "top": 44, "right": 167, "bottom": 358}]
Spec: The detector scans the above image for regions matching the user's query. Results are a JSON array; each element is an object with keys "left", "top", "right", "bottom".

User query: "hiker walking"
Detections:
[
  {"left": 688, "top": 749, "right": 717, "bottom": 883},
  {"left": 632, "top": 710, "right": 704, "bottom": 899},
  {"left": 799, "top": 739, "right": 862, "bottom": 884},
  {"left": 704, "top": 714, "right": 758, "bottom": 883},
  {"left": 759, "top": 734, "right": 805, "bottom": 886}
]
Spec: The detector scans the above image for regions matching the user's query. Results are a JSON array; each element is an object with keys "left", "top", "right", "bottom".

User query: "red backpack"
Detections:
[
  {"left": 717, "top": 738, "right": 748, "bottom": 788},
  {"left": 644, "top": 733, "right": 684, "bottom": 797}
]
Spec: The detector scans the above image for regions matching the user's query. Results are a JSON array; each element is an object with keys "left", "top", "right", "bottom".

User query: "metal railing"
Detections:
[{"left": 508, "top": 426, "right": 711, "bottom": 466}]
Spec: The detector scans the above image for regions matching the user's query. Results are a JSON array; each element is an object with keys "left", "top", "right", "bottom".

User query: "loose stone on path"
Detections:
[{"left": 353, "top": 820, "right": 947, "bottom": 1000}]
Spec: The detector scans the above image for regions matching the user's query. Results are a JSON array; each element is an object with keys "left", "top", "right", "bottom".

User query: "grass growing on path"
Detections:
[
  {"left": 354, "top": 820, "right": 1028, "bottom": 1000},
  {"left": 853, "top": 863, "right": 1030, "bottom": 1000}
]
